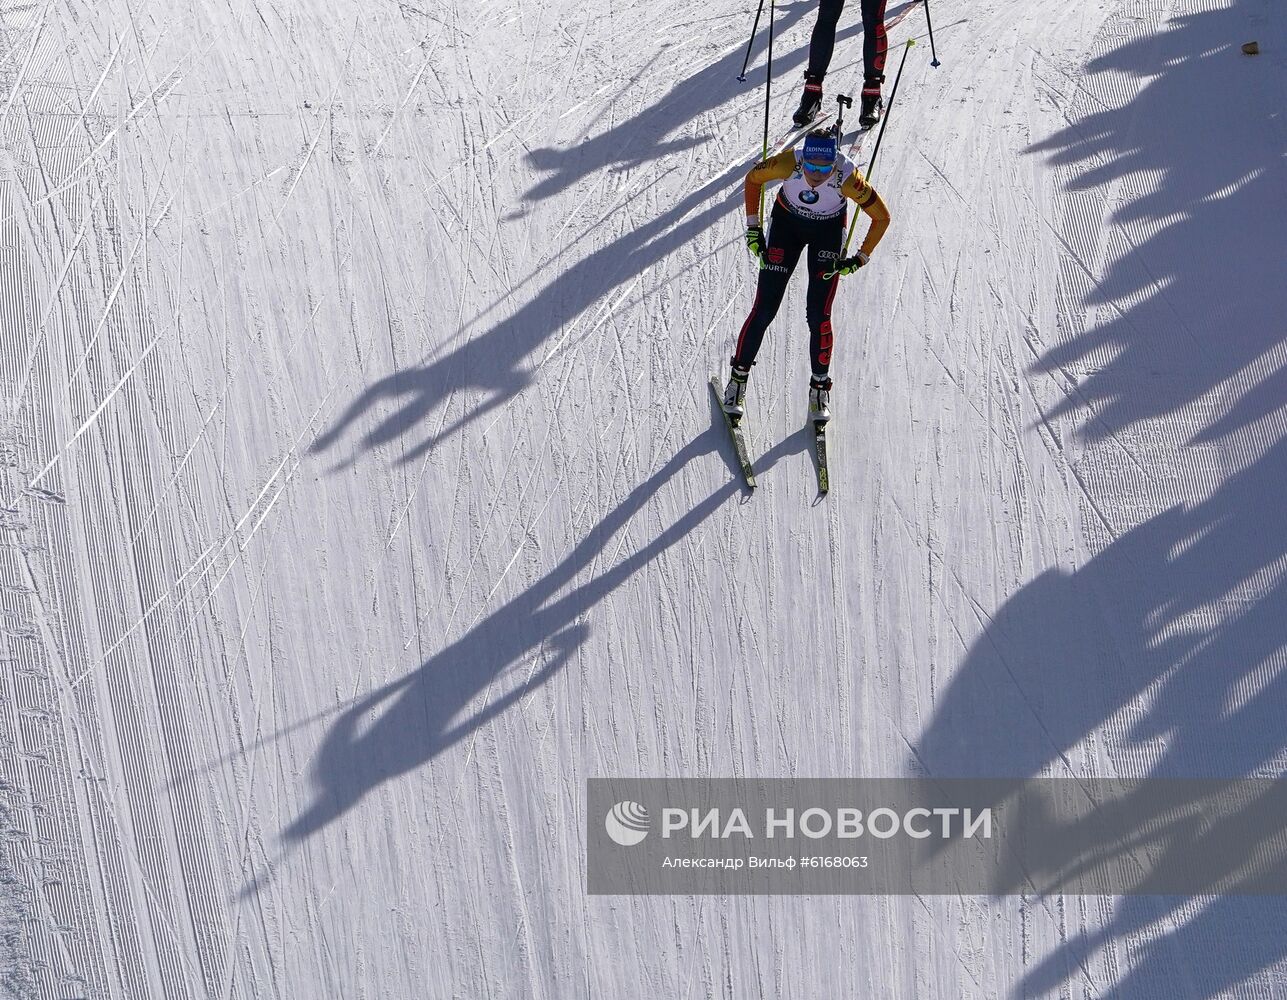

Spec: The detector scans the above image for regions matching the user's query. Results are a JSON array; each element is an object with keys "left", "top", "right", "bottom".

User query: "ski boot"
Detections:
[
  {"left": 808, "top": 375, "right": 832, "bottom": 425},
  {"left": 723, "top": 363, "right": 750, "bottom": 422},
  {"left": 792, "top": 75, "right": 824, "bottom": 128},
  {"left": 859, "top": 76, "right": 884, "bottom": 128}
]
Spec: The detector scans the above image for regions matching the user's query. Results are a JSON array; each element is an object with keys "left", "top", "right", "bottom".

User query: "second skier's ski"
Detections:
[{"left": 766, "top": 112, "right": 833, "bottom": 161}]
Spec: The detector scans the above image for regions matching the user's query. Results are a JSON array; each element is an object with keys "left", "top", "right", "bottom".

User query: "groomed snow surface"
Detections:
[{"left": 2, "top": 0, "right": 1285, "bottom": 995}]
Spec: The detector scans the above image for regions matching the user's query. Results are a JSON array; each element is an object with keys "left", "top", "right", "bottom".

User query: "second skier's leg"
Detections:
[
  {"left": 795, "top": 0, "right": 846, "bottom": 127},
  {"left": 792, "top": 78, "right": 825, "bottom": 129},
  {"left": 806, "top": 0, "right": 846, "bottom": 80},
  {"left": 859, "top": 0, "right": 889, "bottom": 126}
]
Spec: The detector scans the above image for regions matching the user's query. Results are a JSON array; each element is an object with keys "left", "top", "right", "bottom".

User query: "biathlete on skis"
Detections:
[
  {"left": 722, "top": 127, "right": 890, "bottom": 425},
  {"left": 794, "top": 0, "right": 890, "bottom": 128}
]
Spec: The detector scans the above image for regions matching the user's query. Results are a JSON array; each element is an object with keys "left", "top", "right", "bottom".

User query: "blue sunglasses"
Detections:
[{"left": 802, "top": 160, "right": 834, "bottom": 175}]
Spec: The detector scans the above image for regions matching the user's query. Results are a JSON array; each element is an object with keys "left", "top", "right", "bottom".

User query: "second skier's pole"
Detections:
[
  {"left": 924, "top": 0, "right": 941, "bottom": 67},
  {"left": 737, "top": 0, "right": 768, "bottom": 82},
  {"left": 863, "top": 38, "right": 914, "bottom": 188}
]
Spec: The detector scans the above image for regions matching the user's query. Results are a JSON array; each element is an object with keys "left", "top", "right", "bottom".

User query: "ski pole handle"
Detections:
[
  {"left": 823, "top": 252, "right": 868, "bottom": 280},
  {"left": 834, "top": 93, "right": 852, "bottom": 137}
]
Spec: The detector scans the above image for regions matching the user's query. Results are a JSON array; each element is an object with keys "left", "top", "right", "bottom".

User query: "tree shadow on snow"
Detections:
[
  {"left": 916, "top": 2, "right": 1287, "bottom": 997},
  {"left": 283, "top": 422, "right": 809, "bottom": 843}
]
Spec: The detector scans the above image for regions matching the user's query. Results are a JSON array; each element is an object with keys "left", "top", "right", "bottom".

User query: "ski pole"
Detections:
[
  {"left": 762, "top": 0, "right": 775, "bottom": 160},
  {"left": 757, "top": 0, "right": 776, "bottom": 221},
  {"left": 826, "top": 38, "right": 915, "bottom": 278},
  {"left": 924, "top": 0, "right": 941, "bottom": 67},
  {"left": 737, "top": 0, "right": 768, "bottom": 82},
  {"left": 863, "top": 38, "right": 913, "bottom": 188}
]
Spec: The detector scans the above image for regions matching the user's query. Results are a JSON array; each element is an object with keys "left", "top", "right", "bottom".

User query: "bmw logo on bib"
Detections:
[{"left": 798, "top": 189, "right": 820, "bottom": 205}]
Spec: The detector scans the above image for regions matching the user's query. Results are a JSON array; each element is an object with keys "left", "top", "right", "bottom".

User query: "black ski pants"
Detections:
[
  {"left": 806, "top": 0, "right": 889, "bottom": 85},
  {"left": 733, "top": 206, "right": 844, "bottom": 379}
]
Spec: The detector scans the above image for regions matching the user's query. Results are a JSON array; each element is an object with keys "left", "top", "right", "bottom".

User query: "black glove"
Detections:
[{"left": 745, "top": 226, "right": 766, "bottom": 265}]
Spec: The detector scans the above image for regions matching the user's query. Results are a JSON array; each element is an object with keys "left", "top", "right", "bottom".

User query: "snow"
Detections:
[{"left": 1, "top": 0, "right": 1284, "bottom": 995}]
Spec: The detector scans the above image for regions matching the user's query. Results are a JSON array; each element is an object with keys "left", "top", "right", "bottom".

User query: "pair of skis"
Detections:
[{"left": 709, "top": 377, "right": 829, "bottom": 495}]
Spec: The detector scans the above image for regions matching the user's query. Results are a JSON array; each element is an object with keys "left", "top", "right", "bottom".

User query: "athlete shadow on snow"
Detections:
[
  {"left": 285, "top": 423, "right": 810, "bottom": 842},
  {"left": 524, "top": 0, "right": 931, "bottom": 203},
  {"left": 915, "top": 4, "right": 1287, "bottom": 998},
  {"left": 309, "top": 162, "right": 745, "bottom": 463},
  {"left": 308, "top": 6, "right": 890, "bottom": 464},
  {"left": 522, "top": 1, "right": 857, "bottom": 203}
]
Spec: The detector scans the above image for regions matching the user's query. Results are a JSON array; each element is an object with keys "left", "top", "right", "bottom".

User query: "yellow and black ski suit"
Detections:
[{"left": 733, "top": 149, "right": 890, "bottom": 377}]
